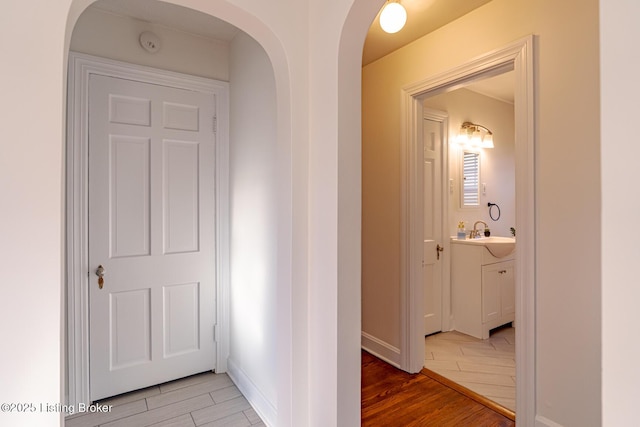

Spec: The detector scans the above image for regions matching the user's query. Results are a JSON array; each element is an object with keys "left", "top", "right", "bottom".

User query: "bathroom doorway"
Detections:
[
  {"left": 417, "top": 71, "right": 517, "bottom": 413},
  {"left": 399, "top": 37, "right": 535, "bottom": 419}
]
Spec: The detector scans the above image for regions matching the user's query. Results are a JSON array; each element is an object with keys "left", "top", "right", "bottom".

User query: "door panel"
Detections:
[
  {"left": 163, "top": 140, "right": 200, "bottom": 254},
  {"left": 423, "top": 117, "right": 443, "bottom": 336},
  {"left": 482, "top": 265, "right": 501, "bottom": 323},
  {"left": 89, "top": 74, "right": 216, "bottom": 401},
  {"left": 163, "top": 282, "right": 201, "bottom": 357},
  {"left": 109, "top": 94, "right": 151, "bottom": 126},
  {"left": 500, "top": 262, "right": 516, "bottom": 316},
  {"left": 109, "top": 135, "right": 151, "bottom": 258},
  {"left": 110, "top": 289, "right": 152, "bottom": 369}
]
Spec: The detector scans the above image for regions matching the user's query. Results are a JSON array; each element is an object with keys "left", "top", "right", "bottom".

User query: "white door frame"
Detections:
[
  {"left": 65, "top": 52, "right": 230, "bottom": 406},
  {"left": 400, "top": 36, "right": 535, "bottom": 422}
]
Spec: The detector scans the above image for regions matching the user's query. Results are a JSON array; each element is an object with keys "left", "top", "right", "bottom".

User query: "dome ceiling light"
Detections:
[{"left": 380, "top": 1, "right": 407, "bottom": 34}]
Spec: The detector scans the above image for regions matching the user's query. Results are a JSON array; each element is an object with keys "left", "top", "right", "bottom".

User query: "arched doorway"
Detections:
[
  {"left": 355, "top": 0, "right": 536, "bottom": 423},
  {"left": 64, "top": 1, "right": 293, "bottom": 425}
]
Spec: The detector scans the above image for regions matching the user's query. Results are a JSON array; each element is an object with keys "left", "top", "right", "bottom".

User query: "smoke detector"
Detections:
[{"left": 139, "top": 31, "right": 161, "bottom": 54}]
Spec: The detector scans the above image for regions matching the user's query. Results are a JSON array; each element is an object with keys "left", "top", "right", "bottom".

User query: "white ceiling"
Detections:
[
  {"left": 91, "top": 0, "right": 239, "bottom": 41},
  {"left": 465, "top": 72, "right": 514, "bottom": 104},
  {"left": 88, "top": 0, "right": 511, "bottom": 102}
]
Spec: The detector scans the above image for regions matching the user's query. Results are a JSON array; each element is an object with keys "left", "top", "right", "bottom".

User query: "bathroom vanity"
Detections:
[{"left": 451, "top": 236, "right": 515, "bottom": 339}]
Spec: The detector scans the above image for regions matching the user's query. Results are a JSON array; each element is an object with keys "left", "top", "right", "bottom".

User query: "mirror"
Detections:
[{"left": 461, "top": 150, "right": 480, "bottom": 207}]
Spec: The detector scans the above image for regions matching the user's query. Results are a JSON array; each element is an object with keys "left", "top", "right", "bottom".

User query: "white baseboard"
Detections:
[
  {"left": 536, "top": 415, "right": 565, "bottom": 427},
  {"left": 227, "top": 358, "right": 276, "bottom": 427},
  {"left": 361, "top": 331, "right": 401, "bottom": 368}
]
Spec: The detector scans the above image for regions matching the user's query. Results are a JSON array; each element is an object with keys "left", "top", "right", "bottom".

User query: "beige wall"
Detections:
[
  {"left": 423, "top": 88, "right": 516, "bottom": 238},
  {"left": 363, "top": 0, "right": 534, "bottom": 353},
  {"left": 362, "top": 0, "right": 601, "bottom": 425}
]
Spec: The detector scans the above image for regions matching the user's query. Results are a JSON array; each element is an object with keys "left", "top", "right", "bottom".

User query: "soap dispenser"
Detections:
[{"left": 457, "top": 221, "right": 466, "bottom": 240}]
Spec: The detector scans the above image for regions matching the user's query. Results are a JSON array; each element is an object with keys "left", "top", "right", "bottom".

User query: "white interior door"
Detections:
[
  {"left": 88, "top": 74, "right": 217, "bottom": 401},
  {"left": 423, "top": 117, "right": 443, "bottom": 336}
]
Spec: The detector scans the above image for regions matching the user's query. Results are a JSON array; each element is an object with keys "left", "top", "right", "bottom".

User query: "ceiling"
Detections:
[
  {"left": 92, "top": 0, "right": 492, "bottom": 60},
  {"left": 91, "top": 0, "right": 240, "bottom": 41},
  {"left": 362, "top": 0, "right": 492, "bottom": 65},
  {"left": 88, "top": 0, "right": 511, "bottom": 102},
  {"left": 463, "top": 72, "right": 514, "bottom": 104}
]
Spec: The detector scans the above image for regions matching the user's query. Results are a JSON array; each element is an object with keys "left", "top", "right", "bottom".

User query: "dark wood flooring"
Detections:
[{"left": 361, "top": 351, "right": 515, "bottom": 427}]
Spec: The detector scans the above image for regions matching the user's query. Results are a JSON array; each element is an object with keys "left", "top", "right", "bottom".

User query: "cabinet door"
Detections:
[
  {"left": 482, "top": 265, "right": 501, "bottom": 323},
  {"left": 500, "top": 261, "right": 515, "bottom": 316}
]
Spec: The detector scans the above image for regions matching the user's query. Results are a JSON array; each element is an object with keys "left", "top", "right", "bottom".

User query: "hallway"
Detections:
[{"left": 66, "top": 350, "right": 513, "bottom": 426}]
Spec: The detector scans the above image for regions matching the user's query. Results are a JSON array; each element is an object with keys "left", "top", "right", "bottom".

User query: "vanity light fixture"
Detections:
[
  {"left": 454, "top": 122, "right": 494, "bottom": 148},
  {"left": 380, "top": 1, "right": 407, "bottom": 34}
]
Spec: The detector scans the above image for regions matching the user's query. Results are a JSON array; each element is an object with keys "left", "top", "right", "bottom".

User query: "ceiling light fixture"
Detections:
[
  {"left": 380, "top": 1, "right": 407, "bottom": 34},
  {"left": 455, "top": 122, "right": 494, "bottom": 148}
]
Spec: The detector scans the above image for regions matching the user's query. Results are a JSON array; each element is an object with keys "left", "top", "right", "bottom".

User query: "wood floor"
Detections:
[{"left": 362, "top": 350, "right": 515, "bottom": 427}]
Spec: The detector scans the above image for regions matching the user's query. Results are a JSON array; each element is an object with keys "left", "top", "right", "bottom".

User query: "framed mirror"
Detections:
[{"left": 461, "top": 150, "right": 480, "bottom": 207}]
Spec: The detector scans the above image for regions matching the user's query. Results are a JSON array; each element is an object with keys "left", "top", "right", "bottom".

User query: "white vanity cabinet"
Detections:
[
  {"left": 481, "top": 260, "right": 515, "bottom": 326},
  {"left": 451, "top": 239, "right": 515, "bottom": 339}
]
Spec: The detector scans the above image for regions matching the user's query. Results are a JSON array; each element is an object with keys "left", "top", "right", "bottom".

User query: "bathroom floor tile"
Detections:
[
  {"left": 64, "top": 373, "right": 265, "bottom": 427},
  {"left": 424, "top": 327, "right": 516, "bottom": 412}
]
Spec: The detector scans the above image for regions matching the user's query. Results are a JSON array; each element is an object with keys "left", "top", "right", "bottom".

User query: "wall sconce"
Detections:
[
  {"left": 454, "top": 122, "right": 494, "bottom": 148},
  {"left": 380, "top": 1, "right": 407, "bottom": 34}
]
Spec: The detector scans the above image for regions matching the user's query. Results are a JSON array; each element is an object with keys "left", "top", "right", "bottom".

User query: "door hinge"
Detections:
[
  {"left": 213, "top": 324, "right": 218, "bottom": 342},
  {"left": 213, "top": 115, "right": 217, "bottom": 134}
]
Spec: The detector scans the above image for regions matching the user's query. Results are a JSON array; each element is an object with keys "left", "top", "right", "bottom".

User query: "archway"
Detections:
[
  {"left": 63, "top": 1, "right": 294, "bottom": 425},
  {"left": 353, "top": 1, "right": 536, "bottom": 424}
]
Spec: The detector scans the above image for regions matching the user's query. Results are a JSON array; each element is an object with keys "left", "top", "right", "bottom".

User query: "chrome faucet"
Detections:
[{"left": 470, "top": 220, "right": 488, "bottom": 238}]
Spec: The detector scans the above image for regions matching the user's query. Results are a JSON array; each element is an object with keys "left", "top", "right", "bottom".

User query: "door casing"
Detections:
[
  {"left": 65, "top": 52, "right": 230, "bottom": 407},
  {"left": 399, "top": 36, "right": 536, "bottom": 422}
]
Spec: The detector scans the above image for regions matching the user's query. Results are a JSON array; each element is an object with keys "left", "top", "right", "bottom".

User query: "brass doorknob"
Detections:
[{"left": 95, "top": 265, "right": 105, "bottom": 289}]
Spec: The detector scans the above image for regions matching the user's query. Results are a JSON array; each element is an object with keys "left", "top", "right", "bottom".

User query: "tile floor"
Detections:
[
  {"left": 424, "top": 326, "right": 516, "bottom": 411},
  {"left": 65, "top": 372, "right": 266, "bottom": 427}
]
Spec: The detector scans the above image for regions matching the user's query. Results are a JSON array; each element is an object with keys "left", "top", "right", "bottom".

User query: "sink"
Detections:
[{"left": 451, "top": 236, "right": 516, "bottom": 258}]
